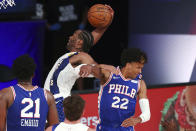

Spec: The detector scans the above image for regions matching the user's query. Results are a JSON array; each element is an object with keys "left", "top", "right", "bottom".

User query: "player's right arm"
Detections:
[
  {"left": 46, "top": 90, "right": 59, "bottom": 126},
  {"left": 69, "top": 52, "right": 97, "bottom": 66},
  {"left": 0, "top": 87, "right": 14, "bottom": 131},
  {"left": 79, "top": 64, "right": 112, "bottom": 85},
  {"left": 91, "top": 5, "right": 114, "bottom": 45}
]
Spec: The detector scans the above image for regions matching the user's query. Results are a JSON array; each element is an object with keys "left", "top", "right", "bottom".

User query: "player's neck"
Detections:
[
  {"left": 64, "top": 119, "right": 81, "bottom": 124},
  {"left": 120, "top": 68, "right": 128, "bottom": 79},
  {"left": 120, "top": 68, "right": 134, "bottom": 79},
  {"left": 18, "top": 81, "right": 33, "bottom": 90}
]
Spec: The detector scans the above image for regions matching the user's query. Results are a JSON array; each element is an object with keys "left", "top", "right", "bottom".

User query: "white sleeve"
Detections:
[
  {"left": 139, "top": 98, "right": 151, "bottom": 123},
  {"left": 75, "top": 64, "right": 94, "bottom": 78}
]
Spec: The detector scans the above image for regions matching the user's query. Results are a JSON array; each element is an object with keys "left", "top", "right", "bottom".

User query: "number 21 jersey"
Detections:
[{"left": 6, "top": 84, "right": 48, "bottom": 131}]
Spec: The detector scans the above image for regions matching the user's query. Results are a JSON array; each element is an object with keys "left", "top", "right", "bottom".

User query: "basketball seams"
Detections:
[
  {"left": 87, "top": 4, "right": 112, "bottom": 28},
  {"left": 88, "top": 15, "right": 106, "bottom": 21}
]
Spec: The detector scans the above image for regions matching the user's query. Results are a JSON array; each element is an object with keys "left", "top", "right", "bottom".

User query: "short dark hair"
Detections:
[
  {"left": 78, "top": 30, "right": 94, "bottom": 52},
  {"left": 120, "top": 48, "right": 147, "bottom": 66},
  {"left": 12, "top": 54, "right": 36, "bottom": 82},
  {"left": 63, "top": 94, "right": 85, "bottom": 121}
]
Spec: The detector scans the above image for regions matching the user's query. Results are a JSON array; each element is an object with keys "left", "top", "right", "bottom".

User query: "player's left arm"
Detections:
[
  {"left": 46, "top": 90, "right": 59, "bottom": 126},
  {"left": 121, "top": 80, "right": 151, "bottom": 127},
  {"left": 91, "top": 5, "right": 114, "bottom": 45},
  {"left": 138, "top": 80, "right": 151, "bottom": 123}
]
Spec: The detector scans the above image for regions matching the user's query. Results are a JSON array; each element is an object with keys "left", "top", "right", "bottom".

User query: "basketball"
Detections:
[{"left": 88, "top": 4, "right": 112, "bottom": 28}]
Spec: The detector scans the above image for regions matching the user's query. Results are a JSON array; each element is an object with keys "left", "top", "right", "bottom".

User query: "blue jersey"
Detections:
[
  {"left": 6, "top": 84, "right": 49, "bottom": 131},
  {"left": 97, "top": 69, "right": 141, "bottom": 131}
]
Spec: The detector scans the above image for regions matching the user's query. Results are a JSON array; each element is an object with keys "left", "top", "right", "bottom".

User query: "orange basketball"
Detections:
[{"left": 88, "top": 4, "right": 112, "bottom": 28}]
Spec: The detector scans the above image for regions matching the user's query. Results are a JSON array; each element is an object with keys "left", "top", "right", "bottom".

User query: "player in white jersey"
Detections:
[
  {"left": 45, "top": 95, "right": 96, "bottom": 131},
  {"left": 44, "top": 6, "right": 114, "bottom": 121}
]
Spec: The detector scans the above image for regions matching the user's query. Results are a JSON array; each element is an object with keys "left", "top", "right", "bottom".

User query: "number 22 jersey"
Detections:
[{"left": 97, "top": 67, "right": 141, "bottom": 131}]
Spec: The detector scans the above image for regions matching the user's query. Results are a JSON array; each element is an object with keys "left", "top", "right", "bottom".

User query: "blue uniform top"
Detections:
[
  {"left": 97, "top": 68, "right": 141, "bottom": 131},
  {"left": 6, "top": 84, "right": 49, "bottom": 131}
]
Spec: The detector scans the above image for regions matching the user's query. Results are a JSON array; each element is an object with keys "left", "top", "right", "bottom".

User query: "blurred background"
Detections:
[
  {"left": 0, "top": 0, "right": 196, "bottom": 130},
  {"left": 0, "top": 0, "right": 128, "bottom": 89}
]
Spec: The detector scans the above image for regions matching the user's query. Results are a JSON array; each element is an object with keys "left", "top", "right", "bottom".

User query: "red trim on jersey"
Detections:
[
  {"left": 18, "top": 84, "right": 38, "bottom": 91},
  {"left": 43, "top": 89, "right": 47, "bottom": 101},
  {"left": 101, "top": 72, "right": 113, "bottom": 87},
  {"left": 98, "top": 72, "right": 114, "bottom": 124},
  {"left": 117, "top": 66, "right": 131, "bottom": 81},
  {"left": 10, "top": 86, "right": 16, "bottom": 100}
]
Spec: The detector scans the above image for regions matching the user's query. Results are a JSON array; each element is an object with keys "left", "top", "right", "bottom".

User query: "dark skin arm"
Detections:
[
  {"left": 69, "top": 52, "right": 97, "bottom": 67},
  {"left": 92, "top": 5, "right": 114, "bottom": 45},
  {"left": 0, "top": 87, "right": 14, "bottom": 131},
  {"left": 46, "top": 90, "right": 59, "bottom": 126},
  {"left": 79, "top": 64, "right": 113, "bottom": 85}
]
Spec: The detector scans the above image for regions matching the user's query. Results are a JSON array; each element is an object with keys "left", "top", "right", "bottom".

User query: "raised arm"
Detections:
[
  {"left": 92, "top": 5, "right": 114, "bottom": 45},
  {"left": 46, "top": 90, "right": 59, "bottom": 126}
]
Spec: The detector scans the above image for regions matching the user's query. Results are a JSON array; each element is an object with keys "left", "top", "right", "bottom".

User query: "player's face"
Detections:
[
  {"left": 126, "top": 62, "right": 144, "bottom": 79},
  {"left": 67, "top": 30, "right": 82, "bottom": 50}
]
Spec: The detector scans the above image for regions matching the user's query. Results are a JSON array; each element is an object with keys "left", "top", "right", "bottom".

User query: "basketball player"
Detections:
[
  {"left": 80, "top": 48, "right": 151, "bottom": 131},
  {"left": 0, "top": 54, "right": 59, "bottom": 131},
  {"left": 46, "top": 94, "right": 96, "bottom": 131},
  {"left": 44, "top": 5, "right": 114, "bottom": 122}
]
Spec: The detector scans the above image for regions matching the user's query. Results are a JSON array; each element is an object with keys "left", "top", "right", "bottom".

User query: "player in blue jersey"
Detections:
[
  {"left": 44, "top": 5, "right": 114, "bottom": 122},
  {"left": 0, "top": 54, "right": 59, "bottom": 131},
  {"left": 80, "top": 48, "right": 151, "bottom": 131}
]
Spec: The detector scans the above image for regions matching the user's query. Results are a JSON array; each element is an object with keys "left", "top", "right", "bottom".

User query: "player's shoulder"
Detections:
[
  {"left": 100, "top": 64, "right": 118, "bottom": 74},
  {"left": 0, "top": 87, "right": 13, "bottom": 96},
  {"left": 0, "top": 87, "right": 14, "bottom": 106}
]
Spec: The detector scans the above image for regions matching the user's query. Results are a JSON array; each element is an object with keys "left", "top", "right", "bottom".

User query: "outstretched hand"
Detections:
[
  {"left": 104, "top": 4, "right": 114, "bottom": 27},
  {"left": 79, "top": 65, "right": 92, "bottom": 78}
]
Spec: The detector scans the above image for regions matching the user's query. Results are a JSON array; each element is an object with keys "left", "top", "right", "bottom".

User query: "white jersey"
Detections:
[
  {"left": 53, "top": 122, "right": 89, "bottom": 131},
  {"left": 44, "top": 52, "right": 81, "bottom": 99}
]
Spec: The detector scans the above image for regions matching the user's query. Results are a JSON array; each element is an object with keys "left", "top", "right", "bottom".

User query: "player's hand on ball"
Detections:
[{"left": 104, "top": 4, "right": 114, "bottom": 26}]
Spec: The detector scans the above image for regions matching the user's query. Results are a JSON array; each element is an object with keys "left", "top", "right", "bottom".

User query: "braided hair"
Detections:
[{"left": 78, "top": 30, "right": 94, "bottom": 52}]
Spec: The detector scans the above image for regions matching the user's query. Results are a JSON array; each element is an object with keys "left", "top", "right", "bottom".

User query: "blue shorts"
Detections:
[{"left": 55, "top": 97, "right": 65, "bottom": 122}]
